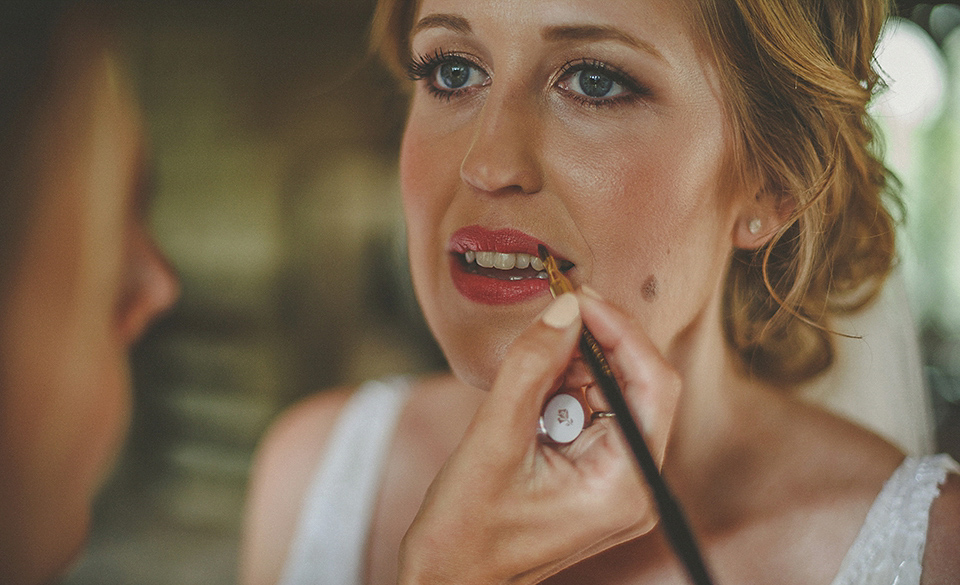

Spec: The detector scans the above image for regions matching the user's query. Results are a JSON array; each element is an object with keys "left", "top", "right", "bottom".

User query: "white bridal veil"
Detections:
[{"left": 799, "top": 268, "right": 934, "bottom": 455}]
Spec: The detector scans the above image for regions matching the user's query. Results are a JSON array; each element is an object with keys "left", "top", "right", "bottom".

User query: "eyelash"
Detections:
[
  {"left": 555, "top": 58, "right": 650, "bottom": 108},
  {"left": 404, "top": 51, "right": 650, "bottom": 107},
  {"left": 405, "top": 49, "right": 481, "bottom": 101}
]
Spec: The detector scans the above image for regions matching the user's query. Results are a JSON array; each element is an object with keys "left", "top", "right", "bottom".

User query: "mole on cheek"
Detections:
[{"left": 642, "top": 275, "right": 658, "bottom": 302}]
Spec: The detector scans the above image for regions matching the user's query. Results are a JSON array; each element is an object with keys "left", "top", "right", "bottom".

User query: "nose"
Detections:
[
  {"left": 117, "top": 227, "right": 179, "bottom": 344},
  {"left": 459, "top": 89, "right": 544, "bottom": 195}
]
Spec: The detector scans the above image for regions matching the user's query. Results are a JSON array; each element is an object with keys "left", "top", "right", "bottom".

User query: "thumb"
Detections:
[{"left": 472, "top": 293, "right": 583, "bottom": 449}]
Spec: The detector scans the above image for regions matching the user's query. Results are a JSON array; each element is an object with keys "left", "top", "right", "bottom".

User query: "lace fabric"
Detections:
[{"left": 830, "top": 454, "right": 960, "bottom": 585}]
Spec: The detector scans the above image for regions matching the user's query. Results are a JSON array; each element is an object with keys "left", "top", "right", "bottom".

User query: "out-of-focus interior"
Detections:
[
  {"left": 61, "top": 1, "right": 960, "bottom": 583},
  {"left": 63, "top": 1, "right": 441, "bottom": 582}
]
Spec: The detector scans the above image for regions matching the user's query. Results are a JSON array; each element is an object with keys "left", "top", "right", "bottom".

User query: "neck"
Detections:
[{"left": 659, "top": 284, "right": 787, "bottom": 529}]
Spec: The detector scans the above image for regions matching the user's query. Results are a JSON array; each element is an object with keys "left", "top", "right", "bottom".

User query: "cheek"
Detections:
[
  {"left": 0, "top": 213, "right": 134, "bottom": 507},
  {"left": 560, "top": 131, "right": 727, "bottom": 249},
  {"left": 0, "top": 313, "right": 132, "bottom": 534},
  {"left": 399, "top": 117, "right": 463, "bottom": 293},
  {"left": 399, "top": 126, "right": 436, "bottom": 296},
  {"left": 399, "top": 127, "right": 433, "bottom": 249},
  {"left": 551, "top": 115, "right": 734, "bottom": 319},
  {"left": 76, "top": 348, "right": 132, "bottom": 493}
]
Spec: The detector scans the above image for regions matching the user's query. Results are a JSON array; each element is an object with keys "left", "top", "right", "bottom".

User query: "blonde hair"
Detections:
[
  {"left": 370, "top": 0, "right": 901, "bottom": 385},
  {"left": 693, "top": 0, "right": 899, "bottom": 383}
]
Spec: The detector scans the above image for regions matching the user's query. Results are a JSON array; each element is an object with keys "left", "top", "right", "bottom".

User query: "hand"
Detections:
[{"left": 398, "top": 290, "right": 682, "bottom": 585}]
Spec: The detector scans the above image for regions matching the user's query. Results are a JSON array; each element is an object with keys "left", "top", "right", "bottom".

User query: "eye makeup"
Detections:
[
  {"left": 538, "top": 245, "right": 715, "bottom": 585},
  {"left": 555, "top": 58, "right": 650, "bottom": 107},
  {"left": 405, "top": 49, "right": 488, "bottom": 100},
  {"left": 405, "top": 49, "right": 649, "bottom": 108}
]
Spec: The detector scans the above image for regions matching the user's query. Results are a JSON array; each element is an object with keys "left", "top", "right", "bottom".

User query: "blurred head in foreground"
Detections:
[{"left": 0, "top": 2, "right": 179, "bottom": 583}]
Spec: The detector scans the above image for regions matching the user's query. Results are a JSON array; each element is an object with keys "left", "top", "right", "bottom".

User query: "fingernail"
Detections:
[
  {"left": 580, "top": 285, "right": 602, "bottom": 300},
  {"left": 541, "top": 293, "right": 580, "bottom": 329}
]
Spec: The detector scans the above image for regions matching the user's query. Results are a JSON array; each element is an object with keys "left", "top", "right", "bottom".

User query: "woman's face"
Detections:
[
  {"left": 401, "top": 0, "right": 753, "bottom": 389},
  {"left": 0, "top": 13, "right": 178, "bottom": 582}
]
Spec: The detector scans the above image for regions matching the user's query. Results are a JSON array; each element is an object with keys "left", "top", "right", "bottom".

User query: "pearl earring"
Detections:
[{"left": 748, "top": 218, "right": 762, "bottom": 235}]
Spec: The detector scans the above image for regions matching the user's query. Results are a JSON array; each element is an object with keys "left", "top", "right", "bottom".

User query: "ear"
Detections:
[{"left": 733, "top": 191, "right": 795, "bottom": 250}]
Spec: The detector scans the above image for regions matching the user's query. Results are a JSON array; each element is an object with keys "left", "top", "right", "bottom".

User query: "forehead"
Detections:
[
  {"left": 411, "top": 0, "right": 706, "bottom": 67},
  {"left": 413, "top": 0, "right": 700, "bottom": 38}
]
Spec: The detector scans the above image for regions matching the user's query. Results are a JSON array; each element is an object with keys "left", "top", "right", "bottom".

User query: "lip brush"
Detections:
[{"left": 537, "top": 244, "right": 715, "bottom": 585}]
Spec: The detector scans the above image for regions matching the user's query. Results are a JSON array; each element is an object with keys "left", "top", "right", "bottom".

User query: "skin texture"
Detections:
[
  {"left": 0, "top": 11, "right": 179, "bottom": 585},
  {"left": 401, "top": 0, "right": 749, "bottom": 392},
  {"left": 240, "top": 0, "right": 959, "bottom": 583}
]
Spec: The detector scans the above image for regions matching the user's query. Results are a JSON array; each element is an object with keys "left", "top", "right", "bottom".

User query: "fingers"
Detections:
[
  {"left": 471, "top": 293, "right": 583, "bottom": 450},
  {"left": 575, "top": 288, "right": 681, "bottom": 464},
  {"left": 402, "top": 290, "right": 677, "bottom": 585}
]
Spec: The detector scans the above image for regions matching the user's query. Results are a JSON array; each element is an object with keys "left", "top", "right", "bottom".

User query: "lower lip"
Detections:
[{"left": 449, "top": 256, "right": 550, "bottom": 305}]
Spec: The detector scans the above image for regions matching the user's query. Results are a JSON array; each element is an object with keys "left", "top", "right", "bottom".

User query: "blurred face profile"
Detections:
[{"left": 0, "top": 9, "right": 178, "bottom": 584}]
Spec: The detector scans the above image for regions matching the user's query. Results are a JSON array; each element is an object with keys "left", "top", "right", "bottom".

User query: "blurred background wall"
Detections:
[
  {"left": 61, "top": 1, "right": 960, "bottom": 584},
  {"left": 64, "top": 1, "right": 442, "bottom": 583}
]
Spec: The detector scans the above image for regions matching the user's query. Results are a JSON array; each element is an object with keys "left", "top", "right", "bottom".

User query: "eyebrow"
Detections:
[
  {"left": 542, "top": 25, "right": 666, "bottom": 63},
  {"left": 410, "top": 15, "right": 666, "bottom": 65},
  {"left": 412, "top": 13, "right": 472, "bottom": 36}
]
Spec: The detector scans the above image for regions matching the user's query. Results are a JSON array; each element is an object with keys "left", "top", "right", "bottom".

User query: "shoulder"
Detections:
[
  {"left": 778, "top": 398, "right": 905, "bottom": 496},
  {"left": 237, "top": 385, "right": 357, "bottom": 585},
  {"left": 921, "top": 462, "right": 960, "bottom": 584}
]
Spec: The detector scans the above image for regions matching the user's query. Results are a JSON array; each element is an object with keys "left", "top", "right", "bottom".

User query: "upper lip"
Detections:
[{"left": 449, "top": 225, "right": 573, "bottom": 266}]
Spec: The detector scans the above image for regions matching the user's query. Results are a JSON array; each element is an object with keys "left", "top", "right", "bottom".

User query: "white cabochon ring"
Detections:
[{"left": 539, "top": 384, "right": 614, "bottom": 444}]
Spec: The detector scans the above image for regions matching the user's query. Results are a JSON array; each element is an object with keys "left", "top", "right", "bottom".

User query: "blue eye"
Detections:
[
  {"left": 437, "top": 61, "right": 470, "bottom": 89},
  {"left": 567, "top": 67, "right": 625, "bottom": 99},
  {"left": 580, "top": 70, "right": 615, "bottom": 97},
  {"left": 556, "top": 60, "right": 646, "bottom": 106},
  {"left": 433, "top": 58, "right": 486, "bottom": 91},
  {"left": 406, "top": 51, "right": 488, "bottom": 98}
]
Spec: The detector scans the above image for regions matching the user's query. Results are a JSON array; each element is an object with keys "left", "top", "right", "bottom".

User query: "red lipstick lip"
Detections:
[
  {"left": 447, "top": 226, "right": 570, "bottom": 305},
  {"left": 448, "top": 226, "right": 566, "bottom": 261}
]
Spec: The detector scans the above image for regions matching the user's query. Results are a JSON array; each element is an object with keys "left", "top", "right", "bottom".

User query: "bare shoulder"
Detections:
[
  {"left": 237, "top": 385, "right": 356, "bottom": 585},
  {"left": 921, "top": 466, "right": 960, "bottom": 585}
]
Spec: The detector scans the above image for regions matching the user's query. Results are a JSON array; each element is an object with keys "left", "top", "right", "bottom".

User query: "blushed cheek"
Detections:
[
  {"left": 400, "top": 123, "right": 457, "bottom": 264},
  {"left": 400, "top": 125, "right": 446, "bottom": 312},
  {"left": 399, "top": 132, "right": 429, "bottom": 233}
]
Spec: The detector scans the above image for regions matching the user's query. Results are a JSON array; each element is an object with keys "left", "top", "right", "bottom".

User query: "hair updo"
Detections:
[
  {"left": 370, "top": 0, "right": 901, "bottom": 385},
  {"left": 693, "top": 0, "right": 899, "bottom": 383}
]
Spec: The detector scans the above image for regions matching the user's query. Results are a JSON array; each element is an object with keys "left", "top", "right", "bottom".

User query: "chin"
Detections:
[
  {"left": 412, "top": 260, "right": 541, "bottom": 392},
  {"left": 448, "top": 355, "right": 499, "bottom": 391},
  {"left": 429, "top": 316, "right": 518, "bottom": 392}
]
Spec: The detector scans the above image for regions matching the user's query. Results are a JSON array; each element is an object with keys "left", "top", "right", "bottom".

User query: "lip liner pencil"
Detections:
[{"left": 538, "top": 244, "right": 715, "bottom": 585}]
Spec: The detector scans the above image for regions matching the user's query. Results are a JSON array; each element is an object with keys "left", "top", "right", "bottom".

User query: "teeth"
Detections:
[
  {"left": 493, "top": 252, "right": 515, "bottom": 270},
  {"left": 463, "top": 250, "right": 552, "bottom": 272},
  {"left": 475, "top": 251, "right": 495, "bottom": 268}
]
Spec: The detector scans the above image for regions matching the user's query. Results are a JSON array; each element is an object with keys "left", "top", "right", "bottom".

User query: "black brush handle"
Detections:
[{"left": 578, "top": 327, "right": 715, "bottom": 585}]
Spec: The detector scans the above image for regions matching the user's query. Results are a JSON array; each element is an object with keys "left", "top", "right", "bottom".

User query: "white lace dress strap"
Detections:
[
  {"left": 830, "top": 454, "right": 960, "bottom": 585},
  {"left": 278, "top": 376, "right": 413, "bottom": 585}
]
